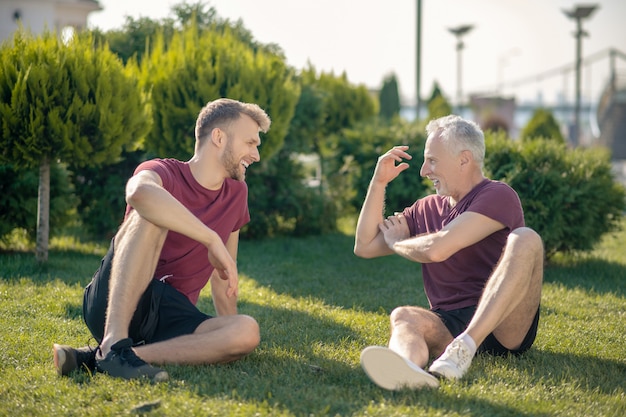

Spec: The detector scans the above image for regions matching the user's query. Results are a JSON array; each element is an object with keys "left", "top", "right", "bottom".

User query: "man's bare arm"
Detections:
[
  {"left": 211, "top": 231, "right": 240, "bottom": 315},
  {"left": 382, "top": 212, "right": 505, "bottom": 263},
  {"left": 126, "top": 170, "right": 238, "bottom": 296},
  {"left": 354, "top": 146, "right": 412, "bottom": 258}
]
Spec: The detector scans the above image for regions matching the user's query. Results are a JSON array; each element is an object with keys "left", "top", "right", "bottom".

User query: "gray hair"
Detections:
[
  {"left": 195, "top": 98, "right": 271, "bottom": 144},
  {"left": 425, "top": 115, "right": 485, "bottom": 167}
]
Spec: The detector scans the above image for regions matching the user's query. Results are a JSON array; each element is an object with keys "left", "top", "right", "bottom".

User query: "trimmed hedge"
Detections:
[{"left": 485, "top": 132, "right": 626, "bottom": 258}]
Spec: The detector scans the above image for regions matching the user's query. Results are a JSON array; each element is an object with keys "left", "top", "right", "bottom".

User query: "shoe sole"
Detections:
[
  {"left": 96, "top": 359, "right": 170, "bottom": 382},
  {"left": 152, "top": 371, "right": 169, "bottom": 383},
  {"left": 53, "top": 344, "right": 74, "bottom": 376},
  {"left": 360, "top": 346, "right": 439, "bottom": 390}
]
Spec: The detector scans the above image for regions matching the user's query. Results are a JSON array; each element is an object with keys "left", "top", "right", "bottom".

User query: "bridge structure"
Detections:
[
  {"left": 472, "top": 47, "right": 626, "bottom": 187},
  {"left": 405, "top": 48, "right": 626, "bottom": 157},
  {"left": 595, "top": 50, "right": 626, "bottom": 159},
  {"left": 482, "top": 48, "right": 626, "bottom": 152}
]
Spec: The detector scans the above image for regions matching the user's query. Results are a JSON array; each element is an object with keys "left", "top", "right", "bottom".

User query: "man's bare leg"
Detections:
[
  {"left": 465, "top": 227, "right": 544, "bottom": 349},
  {"left": 99, "top": 211, "right": 167, "bottom": 356},
  {"left": 430, "top": 227, "right": 544, "bottom": 379},
  {"left": 358, "top": 226, "right": 543, "bottom": 389},
  {"left": 360, "top": 307, "right": 445, "bottom": 390},
  {"left": 388, "top": 306, "right": 453, "bottom": 368},
  {"left": 53, "top": 213, "right": 166, "bottom": 378},
  {"left": 135, "top": 314, "right": 260, "bottom": 365},
  {"left": 96, "top": 211, "right": 260, "bottom": 367}
]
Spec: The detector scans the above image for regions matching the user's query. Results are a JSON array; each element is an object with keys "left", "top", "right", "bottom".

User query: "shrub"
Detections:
[
  {"left": 485, "top": 133, "right": 625, "bottom": 258},
  {"left": 379, "top": 73, "right": 401, "bottom": 120},
  {"left": 520, "top": 108, "right": 565, "bottom": 143},
  {"left": 331, "top": 119, "right": 429, "bottom": 217},
  {"left": 242, "top": 149, "right": 336, "bottom": 239},
  {"left": 426, "top": 82, "right": 453, "bottom": 121},
  {"left": 71, "top": 150, "right": 146, "bottom": 240},
  {"left": 139, "top": 24, "right": 299, "bottom": 162}
]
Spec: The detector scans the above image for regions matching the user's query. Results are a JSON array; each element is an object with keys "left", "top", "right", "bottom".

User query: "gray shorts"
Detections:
[
  {"left": 82, "top": 238, "right": 211, "bottom": 345},
  {"left": 434, "top": 305, "right": 540, "bottom": 356}
]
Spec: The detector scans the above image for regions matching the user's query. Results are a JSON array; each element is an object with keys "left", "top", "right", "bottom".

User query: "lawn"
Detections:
[{"left": 0, "top": 221, "right": 624, "bottom": 416}]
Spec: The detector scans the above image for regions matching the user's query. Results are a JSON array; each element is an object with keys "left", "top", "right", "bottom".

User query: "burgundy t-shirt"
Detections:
[
  {"left": 125, "top": 158, "right": 250, "bottom": 305},
  {"left": 402, "top": 179, "right": 524, "bottom": 311}
]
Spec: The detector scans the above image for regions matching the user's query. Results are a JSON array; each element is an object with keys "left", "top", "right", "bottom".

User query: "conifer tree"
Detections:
[
  {"left": 379, "top": 73, "right": 401, "bottom": 120},
  {"left": 520, "top": 108, "right": 565, "bottom": 143},
  {"left": 426, "top": 82, "right": 452, "bottom": 120},
  {"left": 0, "top": 30, "right": 150, "bottom": 262},
  {"left": 140, "top": 23, "right": 300, "bottom": 161}
]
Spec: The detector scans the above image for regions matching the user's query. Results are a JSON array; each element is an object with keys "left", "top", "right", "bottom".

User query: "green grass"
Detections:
[{"left": 0, "top": 221, "right": 625, "bottom": 417}]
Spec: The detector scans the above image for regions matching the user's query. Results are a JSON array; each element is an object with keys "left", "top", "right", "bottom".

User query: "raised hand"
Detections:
[{"left": 372, "top": 146, "right": 412, "bottom": 186}]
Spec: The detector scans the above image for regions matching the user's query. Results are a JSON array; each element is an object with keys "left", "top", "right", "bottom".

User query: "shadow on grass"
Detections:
[
  {"left": 55, "top": 298, "right": 538, "bottom": 416},
  {"left": 159, "top": 350, "right": 546, "bottom": 416},
  {"left": 138, "top": 300, "right": 626, "bottom": 415},
  {"left": 60, "top": 341, "right": 621, "bottom": 416},
  {"left": 153, "top": 344, "right": 623, "bottom": 416},
  {"left": 158, "top": 307, "right": 549, "bottom": 416},
  {"left": 12, "top": 235, "right": 623, "bottom": 415},
  {"left": 0, "top": 249, "right": 100, "bottom": 287},
  {"left": 239, "top": 233, "right": 430, "bottom": 314},
  {"left": 544, "top": 256, "right": 626, "bottom": 297},
  {"left": 516, "top": 348, "right": 626, "bottom": 395},
  {"left": 241, "top": 234, "right": 625, "bottom": 315}
]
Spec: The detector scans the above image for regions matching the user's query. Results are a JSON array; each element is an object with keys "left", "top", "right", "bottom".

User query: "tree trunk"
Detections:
[{"left": 36, "top": 156, "right": 50, "bottom": 263}]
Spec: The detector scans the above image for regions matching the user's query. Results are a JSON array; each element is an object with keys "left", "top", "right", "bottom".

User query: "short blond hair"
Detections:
[{"left": 195, "top": 98, "right": 271, "bottom": 144}]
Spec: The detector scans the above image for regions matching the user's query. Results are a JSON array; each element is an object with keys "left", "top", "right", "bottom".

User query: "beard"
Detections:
[{"left": 222, "top": 140, "right": 245, "bottom": 181}]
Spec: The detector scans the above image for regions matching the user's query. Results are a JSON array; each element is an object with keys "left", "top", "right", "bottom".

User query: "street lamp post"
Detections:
[
  {"left": 448, "top": 25, "right": 474, "bottom": 114},
  {"left": 563, "top": 4, "right": 598, "bottom": 146},
  {"left": 416, "top": 0, "right": 422, "bottom": 120}
]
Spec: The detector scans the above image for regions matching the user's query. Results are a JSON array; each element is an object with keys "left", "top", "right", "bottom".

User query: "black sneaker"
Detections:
[
  {"left": 53, "top": 344, "right": 97, "bottom": 376},
  {"left": 96, "top": 338, "right": 169, "bottom": 382}
]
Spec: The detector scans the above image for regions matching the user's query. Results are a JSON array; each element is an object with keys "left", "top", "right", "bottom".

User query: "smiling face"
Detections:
[
  {"left": 220, "top": 114, "right": 261, "bottom": 181},
  {"left": 420, "top": 132, "right": 462, "bottom": 199}
]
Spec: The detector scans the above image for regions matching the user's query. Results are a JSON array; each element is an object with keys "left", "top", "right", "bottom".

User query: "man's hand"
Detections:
[
  {"left": 372, "top": 146, "right": 412, "bottom": 186},
  {"left": 379, "top": 213, "right": 410, "bottom": 249},
  {"left": 206, "top": 238, "right": 239, "bottom": 298}
]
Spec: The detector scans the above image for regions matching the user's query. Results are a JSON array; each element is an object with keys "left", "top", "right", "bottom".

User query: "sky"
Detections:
[{"left": 88, "top": 0, "right": 626, "bottom": 107}]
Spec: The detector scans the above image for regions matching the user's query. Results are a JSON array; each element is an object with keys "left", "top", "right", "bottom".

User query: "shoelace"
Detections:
[
  {"left": 116, "top": 347, "right": 148, "bottom": 367},
  {"left": 448, "top": 340, "right": 471, "bottom": 367},
  {"left": 78, "top": 346, "right": 97, "bottom": 361}
]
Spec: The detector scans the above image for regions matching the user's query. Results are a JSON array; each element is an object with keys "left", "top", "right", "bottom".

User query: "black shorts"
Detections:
[
  {"left": 433, "top": 305, "right": 540, "bottom": 356},
  {"left": 82, "top": 239, "right": 211, "bottom": 345}
]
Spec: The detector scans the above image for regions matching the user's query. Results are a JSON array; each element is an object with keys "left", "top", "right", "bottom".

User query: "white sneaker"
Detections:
[
  {"left": 360, "top": 346, "right": 439, "bottom": 390},
  {"left": 429, "top": 338, "right": 473, "bottom": 380}
]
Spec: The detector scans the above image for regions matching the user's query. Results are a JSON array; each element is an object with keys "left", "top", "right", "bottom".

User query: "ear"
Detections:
[
  {"left": 210, "top": 128, "right": 224, "bottom": 147},
  {"left": 459, "top": 150, "right": 472, "bottom": 168}
]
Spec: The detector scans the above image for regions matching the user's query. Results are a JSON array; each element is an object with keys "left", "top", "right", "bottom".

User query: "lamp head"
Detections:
[
  {"left": 563, "top": 5, "right": 598, "bottom": 20},
  {"left": 448, "top": 25, "right": 474, "bottom": 37}
]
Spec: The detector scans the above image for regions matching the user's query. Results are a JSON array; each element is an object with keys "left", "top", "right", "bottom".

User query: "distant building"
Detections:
[
  {"left": 470, "top": 95, "right": 516, "bottom": 137},
  {"left": 0, "top": 0, "right": 101, "bottom": 42}
]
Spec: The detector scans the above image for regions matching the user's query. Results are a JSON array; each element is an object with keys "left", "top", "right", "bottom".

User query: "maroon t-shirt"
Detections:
[
  {"left": 402, "top": 179, "right": 524, "bottom": 311},
  {"left": 125, "top": 158, "right": 250, "bottom": 305}
]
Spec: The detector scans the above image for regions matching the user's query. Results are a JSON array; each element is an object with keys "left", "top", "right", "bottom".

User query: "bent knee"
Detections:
[
  {"left": 234, "top": 315, "right": 260, "bottom": 355},
  {"left": 390, "top": 306, "right": 428, "bottom": 326},
  {"left": 390, "top": 306, "right": 409, "bottom": 325},
  {"left": 116, "top": 210, "right": 168, "bottom": 244},
  {"left": 510, "top": 227, "right": 543, "bottom": 252}
]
